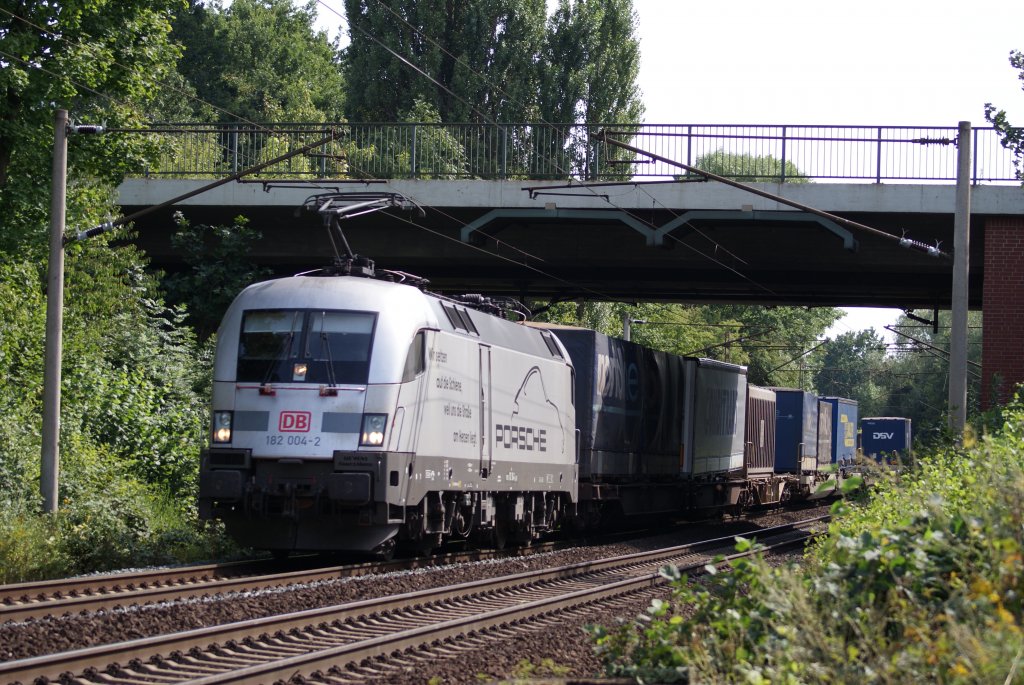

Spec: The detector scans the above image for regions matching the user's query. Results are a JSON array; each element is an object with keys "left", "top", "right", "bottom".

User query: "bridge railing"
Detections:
[{"left": 123, "top": 123, "right": 1021, "bottom": 184}]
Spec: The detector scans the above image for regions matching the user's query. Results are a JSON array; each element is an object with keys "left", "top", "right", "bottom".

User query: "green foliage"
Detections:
[
  {"left": 346, "top": 100, "right": 470, "bottom": 179},
  {"left": 709, "top": 304, "right": 842, "bottom": 387},
  {"left": 880, "top": 309, "right": 983, "bottom": 439},
  {"left": 590, "top": 400, "right": 1024, "bottom": 683},
  {"left": 985, "top": 49, "right": 1024, "bottom": 181},
  {"left": 694, "top": 149, "right": 811, "bottom": 183},
  {"left": 541, "top": 0, "right": 643, "bottom": 125},
  {"left": 0, "top": 0, "right": 184, "bottom": 256},
  {"left": 0, "top": 0, "right": 267, "bottom": 581},
  {"left": 0, "top": 248, "right": 211, "bottom": 482},
  {"left": 539, "top": 0, "right": 644, "bottom": 179},
  {"left": 343, "top": 0, "right": 547, "bottom": 123},
  {"left": 342, "top": 0, "right": 642, "bottom": 180},
  {"left": 815, "top": 329, "right": 890, "bottom": 416},
  {"left": 0, "top": 433, "right": 242, "bottom": 582},
  {"left": 163, "top": 211, "right": 271, "bottom": 338},
  {"left": 171, "top": 0, "right": 346, "bottom": 122}
]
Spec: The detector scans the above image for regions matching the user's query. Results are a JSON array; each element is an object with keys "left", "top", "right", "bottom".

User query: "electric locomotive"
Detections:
[{"left": 198, "top": 271, "right": 577, "bottom": 557}]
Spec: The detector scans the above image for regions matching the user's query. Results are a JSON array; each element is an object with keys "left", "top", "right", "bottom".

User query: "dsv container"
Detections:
[{"left": 860, "top": 417, "right": 912, "bottom": 462}]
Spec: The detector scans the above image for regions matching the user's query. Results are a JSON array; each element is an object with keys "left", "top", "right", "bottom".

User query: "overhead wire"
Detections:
[{"left": 319, "top": 0, "right": 780, "bottom": 299}]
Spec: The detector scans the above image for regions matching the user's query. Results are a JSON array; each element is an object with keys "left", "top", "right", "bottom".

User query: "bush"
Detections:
[
  {"left": 0, "top": 433, "right": 243, "bottom": 583},
  {"left": 0, "top": 244, "right": 237, "bottom": 581},
  {"left": 590, "top": 400, "right": 1024, "bottom": 683}
]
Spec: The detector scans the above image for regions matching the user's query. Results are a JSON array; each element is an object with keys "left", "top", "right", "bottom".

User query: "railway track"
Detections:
[
  {"left": 0, "top": 516, "right": 825, "bottom": 685},
  {"left": 0, "top": 537, "right": 609, "bottom": 623}
]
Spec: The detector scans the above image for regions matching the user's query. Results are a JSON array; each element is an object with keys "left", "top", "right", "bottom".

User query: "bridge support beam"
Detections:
[
  {"left": 460, "top": 208, "right": 659, "bottom": 246},
  {"left": 982, "top": 216, "right": 1024, "bottom": 408}
]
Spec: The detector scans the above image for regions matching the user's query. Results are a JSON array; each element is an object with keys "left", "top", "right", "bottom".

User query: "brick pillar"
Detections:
[{"left": 982, "top": 216, "right": 1024, "bottom": 408}]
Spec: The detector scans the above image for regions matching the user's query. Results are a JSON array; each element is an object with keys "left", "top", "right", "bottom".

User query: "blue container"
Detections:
[
  {"left": 771, "top": 388, "right": 819, "bottom": 473},
  {"left": 860, "top": 417, "right": 912, "bottom": 462},
  {"left": 819, "top": 397, "right": 859, "bottom": 465}
]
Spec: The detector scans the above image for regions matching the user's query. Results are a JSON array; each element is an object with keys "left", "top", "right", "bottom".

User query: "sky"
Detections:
[{"left": 311, "top": 0, "right": 1024, "bottom": 341}]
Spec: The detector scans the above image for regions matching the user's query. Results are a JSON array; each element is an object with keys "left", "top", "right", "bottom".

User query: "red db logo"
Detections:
[{"left": 279, "top": 411, "right": 311, "bottom": 432}]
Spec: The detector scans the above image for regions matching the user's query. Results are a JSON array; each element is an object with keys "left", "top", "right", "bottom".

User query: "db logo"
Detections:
[{"left": 279, "top": 411, "right": 311, "bottom": 432}]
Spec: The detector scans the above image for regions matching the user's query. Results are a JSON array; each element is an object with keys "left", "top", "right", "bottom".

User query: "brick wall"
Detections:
[{"left": 982, "top": 216, "right": 1024, "bottom": 408}]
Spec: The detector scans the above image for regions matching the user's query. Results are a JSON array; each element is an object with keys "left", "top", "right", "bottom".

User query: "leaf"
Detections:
[{"left": 840, "top": 475, "right": 864, "bottom": 494}]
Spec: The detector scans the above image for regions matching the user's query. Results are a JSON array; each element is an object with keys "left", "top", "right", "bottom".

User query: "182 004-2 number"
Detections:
[{"left": 266, "top": 435, "right": 321, "bottom": 446}]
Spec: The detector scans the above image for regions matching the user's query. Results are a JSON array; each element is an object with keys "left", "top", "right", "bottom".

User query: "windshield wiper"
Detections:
[
  {"left": 320, "top": 312, "right": 338, "bottom": 388},
  {"left": 261, "top": 311, "right": 300, "bottom": 389}
]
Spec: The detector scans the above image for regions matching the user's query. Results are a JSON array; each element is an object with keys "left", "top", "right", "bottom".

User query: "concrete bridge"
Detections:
[{"left": 115, "top": 122, "right": 1024, "bottom": 403}]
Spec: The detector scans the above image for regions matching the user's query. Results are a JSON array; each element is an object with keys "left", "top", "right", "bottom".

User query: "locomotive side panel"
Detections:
[{"left": 400, "top": 326, "right": 577, "bottom": 507}]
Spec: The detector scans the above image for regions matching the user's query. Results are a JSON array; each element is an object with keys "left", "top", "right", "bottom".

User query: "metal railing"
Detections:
[{"left": 121, "top": 122, "right": 1022, "bottom": 184}]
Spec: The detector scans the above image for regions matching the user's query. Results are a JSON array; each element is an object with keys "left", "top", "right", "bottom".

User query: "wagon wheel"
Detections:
[{"left": 491, "top": 518, "right": 509, "bottom": 550}]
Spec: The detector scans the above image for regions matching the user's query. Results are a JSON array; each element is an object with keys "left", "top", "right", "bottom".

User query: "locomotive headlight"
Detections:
[
  {"left": 360, "top": 413, "right": 388, "bottom": 447},
  {"left": 212, "top": 411, "right": 233, "bottom": 444},
  {"left": 292, "top": 363, "right": 308, "bottom": 381}
]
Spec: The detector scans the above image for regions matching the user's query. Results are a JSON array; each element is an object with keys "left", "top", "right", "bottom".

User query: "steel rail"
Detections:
[
  {"left": 189, "top": 530, "right": 815, "bottom": 685},
  {"left": 0, "top": 543, "right": 565, "bottom": 623},
  {"left": 0, "top": 558, "right": 270, "bottom": 606},
  {"left": 0, "top": 516, "right": 826, "bottom": 684}
]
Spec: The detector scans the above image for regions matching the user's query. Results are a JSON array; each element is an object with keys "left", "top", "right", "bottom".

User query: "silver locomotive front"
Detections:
[
  {"left": 199, "top": 276, "right": 436, "bottom": 555},
  {"left": 199, "top": 275, "right": 578, "bottom": 556}
]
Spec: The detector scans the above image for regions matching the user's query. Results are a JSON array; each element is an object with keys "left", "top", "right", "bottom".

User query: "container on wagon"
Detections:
[
  {"left": 683, "top": 358, "right": 747, "bottom": 478},
  {"left": 744, "top": 385, "right": 777, "bottom": 477},
  {"left": 545, "top": 326, "right": 685, "bottom": 483},
  {"left": 860, "top": 417, "right": 912, "bottom": 463},
  {"left": 819, "top": 397, "right": 858, "bottom": 466},
  {"left": 771, "top": 388, "right": 819, "bottom": 474},
  {"left": 816, "top": 400, "right": 833, "bottom": 467}
]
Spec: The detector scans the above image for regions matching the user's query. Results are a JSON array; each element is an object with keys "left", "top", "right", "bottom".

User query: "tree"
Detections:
[
  {"left": 0, "top": 0, "right": 211, "bottom": 521},
  {"left": 815, "top": 330, "right": 890, "bottom": 417},
  {"left": 162, "top": 212, "right": 272, "bottom": 339},
  {"left": 704, "top": 305, "right": 841, "bottom": 388},
  {"left": 985, "top": 49, "right": 1024, "bottom": 181},
  {"left": 341, "top": 0, "right": 642, "bottom": 179},
  {"left": 538, "top": 0, "right": 644, "bottom": 178},
  {"left": 342, "top": 0, "right": 547, "bottom": 123},
  {"left": 694, "top": 150, "right": 810, "bottom": 183},
  {"left": 877, "top": 309, "right": 983, "bottom": 440},
  {"left": 0, "top": 0, "right": 183, "bottom": 255},
  {"left": 172, "top": 0, "right": 346, "bottom": 123}
]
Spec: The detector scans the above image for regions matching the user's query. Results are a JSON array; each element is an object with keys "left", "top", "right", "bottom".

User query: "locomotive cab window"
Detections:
[{"left": 238, "top": 309, "right": 376, "bottom": 385}]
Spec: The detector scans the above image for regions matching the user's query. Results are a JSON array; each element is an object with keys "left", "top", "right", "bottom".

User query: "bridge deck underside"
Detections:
[{"left": 127, "top": 204, "right": 980, "bottom": 309}]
